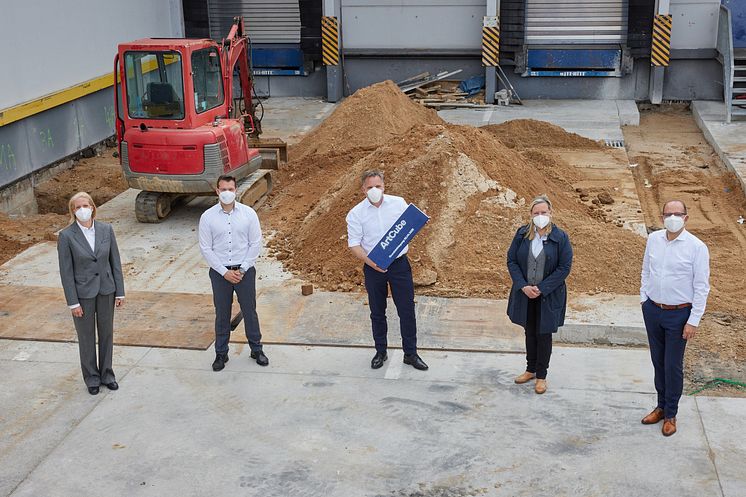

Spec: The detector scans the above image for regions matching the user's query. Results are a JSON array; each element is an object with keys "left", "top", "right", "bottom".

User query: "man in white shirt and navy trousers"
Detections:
[
  {"left": 640, "top": 200, "right": 710, "bottom": 436},
  {"left": 199, "top": 175, "right": 268, "bottom": 371},
  {"left": 346, "top": 170, "right": 428, "bottom": 371}
]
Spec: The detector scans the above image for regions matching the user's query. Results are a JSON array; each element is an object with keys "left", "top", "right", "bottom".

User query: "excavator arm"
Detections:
[{"left": 222, "top": 16, "right": 261, "bottom": 136}]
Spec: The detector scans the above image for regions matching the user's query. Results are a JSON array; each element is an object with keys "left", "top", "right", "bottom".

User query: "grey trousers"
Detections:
[
  {"left": 72, "top": 293, "right": 116, "bottom": 387},
  {"left": 209, "top": 267, "right": 263, "bottom": 354}
]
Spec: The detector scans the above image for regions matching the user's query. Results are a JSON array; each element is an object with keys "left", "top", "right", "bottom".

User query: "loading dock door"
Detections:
[{"left": 525, "top": 0, "right": 629, "bottom": 45}]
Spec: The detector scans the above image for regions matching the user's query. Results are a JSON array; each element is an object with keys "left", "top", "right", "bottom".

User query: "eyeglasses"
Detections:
[{"left": 662, "top": 212, "right": 686, "bottom": 218}]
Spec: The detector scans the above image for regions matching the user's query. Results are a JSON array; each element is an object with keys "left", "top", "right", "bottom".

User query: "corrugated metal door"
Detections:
[
  {"left": 525, "top": 0, "right": 629, "bottom": 45},
  {"left": 207, "top": 0, "right": 301, "bottom": 43}
]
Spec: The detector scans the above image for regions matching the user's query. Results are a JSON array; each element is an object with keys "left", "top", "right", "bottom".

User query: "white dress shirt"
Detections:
[
  {"left": 69, "top": 221, "right": 124, "bottom": 309},
  {"left": 640, "top": 229, "right": 710, "bottom": 326},
  {"left": 346, "top": 194, "right": 409, "bottom": 256},
  {"left": 198, "top": 201, "right": 263, "bottom": 276},
  {"left": 77, "top": 221, "right": 96, "bottom": 252},
  {"left": 531, "top": 227, "right": 548, "bottom": 258}
]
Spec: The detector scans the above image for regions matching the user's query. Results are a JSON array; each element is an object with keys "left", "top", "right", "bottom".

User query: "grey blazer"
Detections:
[{"left": 57, "top": 221, "right": 125, "bottom": 306}]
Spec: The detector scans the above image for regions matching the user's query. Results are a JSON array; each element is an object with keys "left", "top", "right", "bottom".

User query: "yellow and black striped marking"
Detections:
[
  {"left": 651, "top": 14, "right": 672, "bottom": 67},
  {"left": 482, "top": 26, "right": 500, "bottom": 66},
  {"left": 321, "top": 16, "right": 340, "bottom": 66}
]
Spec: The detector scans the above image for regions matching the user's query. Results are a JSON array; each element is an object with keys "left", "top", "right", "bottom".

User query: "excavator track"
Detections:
[
  {"left": 236, "top": 169, "right": 273, "bottom": 209},
  {"left": 135, "top": 191, "right": 175, "bottom": 223}
]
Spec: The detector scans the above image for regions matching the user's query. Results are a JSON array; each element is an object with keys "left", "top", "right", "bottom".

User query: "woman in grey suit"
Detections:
[{"left": 57, "top": 192, "right": 125, "bottom": 395}]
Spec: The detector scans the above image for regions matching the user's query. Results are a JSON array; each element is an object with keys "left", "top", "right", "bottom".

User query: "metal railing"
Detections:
[{"left": 717, "top": 4, "right": 734, "bottom": 123}]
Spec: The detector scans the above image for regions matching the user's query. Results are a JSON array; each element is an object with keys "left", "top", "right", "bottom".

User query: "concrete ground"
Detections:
[
  {"left": 2, "top": 339, "right": 745, "bottom": 497},
  {"left": 692, "top": 101, "right": 746, "bottom": 196},
  {"left": 438, "top": 100, "right": 639, "bottom": 143},
  {"left": 2, "top": 98, "right": 744, "bottom": 496}
]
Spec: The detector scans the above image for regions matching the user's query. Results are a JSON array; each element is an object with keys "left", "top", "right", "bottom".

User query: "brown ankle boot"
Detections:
[
  {"left": 534, "top": 379, "right": 547, "bottom": 394},
  {"left": 641, "top": 407, "right": 665, "bottom": 425},
  {"left": 514, "top": 371, "right": 536, "bottom": 384},
  {"left": 662, "top": 418, "right": 677, "bottom": 436}
]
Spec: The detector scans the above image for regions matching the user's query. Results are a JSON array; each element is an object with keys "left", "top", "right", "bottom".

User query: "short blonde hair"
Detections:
[
  {"left": 68, "top": 192, "right": 97, "bottom": 224},
  {"left": 525, "top": 195, "right": 553, "bottom": 240}
]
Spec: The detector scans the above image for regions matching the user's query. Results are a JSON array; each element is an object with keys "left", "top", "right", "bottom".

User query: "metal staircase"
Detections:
[
  {"left": 718, "top": 5, "right": 746, "bottom": 122},
  {"left": 733, "top": 48, "right": 746, "bottom": 120}
]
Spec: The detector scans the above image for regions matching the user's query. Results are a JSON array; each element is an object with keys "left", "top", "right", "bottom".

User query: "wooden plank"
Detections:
[
  {"left": 424, "top": 102, "right": 492, "bottom": 109},
  {"left": 400, "top": 70, "right": 463, "bottom": 93},
  {"left": 0, "top": 286, "right": 217, "bottom": 350},
  {"left": 396, "top": 71, "right": 430, "bottom": 86}
]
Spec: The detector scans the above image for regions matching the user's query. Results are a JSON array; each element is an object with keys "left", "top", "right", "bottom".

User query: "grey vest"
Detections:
[{"left": 526, "top": 241, "right": 546, "bottom": 285}]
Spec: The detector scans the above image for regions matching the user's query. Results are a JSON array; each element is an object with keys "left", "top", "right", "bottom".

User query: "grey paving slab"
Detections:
[
  {"left": 3, "top": 342, "right": 727, "bottom": 497},
  {"left": 696, "top": 397, "right": 746, "bottom": 497},
  {"left": 134, "top": 343, "right": 655, "bottom": 395},
  {"left": 257, "top": 97, "right": 336, "bottom": 145},
  {"left": 438, "top": 100, "right": 633, "bottom": 142},
  {"left": 692, "top": 100, "right": 746, "bottom": 197},
  {"left": 0, "top": 190, "right": 298, "bottom": 294},
  {"left": 0, "top": 350, "right": 142, "bottom": 497}
]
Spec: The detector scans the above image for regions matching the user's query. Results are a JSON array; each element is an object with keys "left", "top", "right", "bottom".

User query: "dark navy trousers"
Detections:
[
  {"left": 363, "top": 255, "right": 418, "bottom": 355},
  {"left": 642, "top": 298, "right": 690, "bottom": 418},
  {"left": 209, "top": 267, "right": 263, "bottom": 355}
]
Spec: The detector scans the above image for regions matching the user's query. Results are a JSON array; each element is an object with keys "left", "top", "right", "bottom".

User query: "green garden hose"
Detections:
[{"left": 689, "top": 378, "right": 746, "bottom": 395}]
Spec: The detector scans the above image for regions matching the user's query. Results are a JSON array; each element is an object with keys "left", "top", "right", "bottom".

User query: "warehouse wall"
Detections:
[
  {"left": 0, "top": 0, "right": 184, "bottom": 202},
  {"left": 0, "top": 0, "right": 184, "bottom": 109}
]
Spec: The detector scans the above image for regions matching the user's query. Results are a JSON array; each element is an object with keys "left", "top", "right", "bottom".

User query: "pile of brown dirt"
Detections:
[
  {"left": 35, "top": 154, "right": 127, "bottom": 214},
  {"left": 263, "top": 83, "right": 646, "bottom": 297},
  {"left": 483, "top": 120, "right": 603, "bottom": 150},
  {"left": 0, "top": 213, "right": 69, "bottom": 265},
  {"left": 289, "top": 80, "right": 444, "bottom": 161}
]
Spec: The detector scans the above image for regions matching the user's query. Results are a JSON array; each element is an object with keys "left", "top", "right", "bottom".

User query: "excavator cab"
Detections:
[{"left": 114, "top": 17, "right": 282, "bottom": 222}]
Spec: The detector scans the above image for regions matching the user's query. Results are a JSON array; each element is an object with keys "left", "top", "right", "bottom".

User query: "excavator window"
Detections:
[
  {"left": 192, "top": 48, "right": 224, "bottom": 114},
  {"left": 124, "top": 51, "right": 185, "bottom": 120}
]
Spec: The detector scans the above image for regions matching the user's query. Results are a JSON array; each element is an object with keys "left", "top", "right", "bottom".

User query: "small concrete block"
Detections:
[
  {"left": 616, "top": 100, "right": 640, "bottom": 126},
  {"left": 301, "top": 284, "right": 314, "bottom": 296}
]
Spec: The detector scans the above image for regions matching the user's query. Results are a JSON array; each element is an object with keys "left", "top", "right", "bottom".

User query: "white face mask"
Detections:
[
  {"left": 219, "top": 190, "right": 236, "bottom": 205},
  {"left": 75, "top": 207, "right": 93, "bottom": 222},
  {"left": 664, "top": 215, "right": 685, "bottom": 233},
  {"left": 533, "top": 214, "right": 551, "bottom": 229},
  {"left": 366, "top": 187, "right": 383, "bottom": 204}
]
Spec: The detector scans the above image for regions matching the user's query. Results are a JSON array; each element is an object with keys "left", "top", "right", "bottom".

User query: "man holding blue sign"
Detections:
[{"left": 346, "top": 170, "right": 429, "bottom": 371}]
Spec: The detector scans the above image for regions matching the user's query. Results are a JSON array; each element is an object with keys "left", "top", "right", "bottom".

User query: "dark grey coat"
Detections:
[
  {"left": 57, "top": 221, "right": 125, "bottom": 306},
  {"left": 506, "top": 224, "right": 573, "bottom": 334}
]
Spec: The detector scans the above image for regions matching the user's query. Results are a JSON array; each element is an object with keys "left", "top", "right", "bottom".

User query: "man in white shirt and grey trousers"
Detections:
[
  {"left": 199, "top": 175, "right": 268, "bottom": 371},
  {"left": 346, "top": 170, "right": 428, "bottom": 371},
  {"left": 640, "top": 200, "right": 710, "bottom": 437}
]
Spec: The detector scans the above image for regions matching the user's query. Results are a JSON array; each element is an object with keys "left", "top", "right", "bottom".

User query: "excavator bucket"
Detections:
[{"left": 247, "top": 137, "right": 288, "bottom": 169}]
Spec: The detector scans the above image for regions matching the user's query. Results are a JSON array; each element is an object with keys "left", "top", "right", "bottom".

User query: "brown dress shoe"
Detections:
[
  {"left": 641, "top": 407, "right": 665, "bottom": 425},
  {"left": 514, "top": 371, "right": 536, "bottom": 384},
  {"left": 662, "top": 418, "right": 677, "bottom": 437},
  {"left": 535, "top": 379, "right": 547, "bottom": 394}
]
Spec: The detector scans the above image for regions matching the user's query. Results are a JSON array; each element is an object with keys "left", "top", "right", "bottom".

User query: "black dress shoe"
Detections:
[
  {"left": 250, "top": 350, "right": 269, "bottom": 366},
  {"left": 403, "top": 354, "right": 429, "bottom": 371},
  {"left": 371, "top": 351, "right": 387, "bottom": 369},
  {"left": 88, "top": 386, "right": 100, "bottom": 395},
  {"left": 212, "top": 353, "right": 229, "bottom": 371},
  {"left": 104, "top": 381, "right": 119, "bottom": 391}
]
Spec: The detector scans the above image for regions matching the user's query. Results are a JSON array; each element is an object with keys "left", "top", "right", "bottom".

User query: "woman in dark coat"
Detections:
[{"left": 506, "top": 195, "right": 573, "bottom": 394}]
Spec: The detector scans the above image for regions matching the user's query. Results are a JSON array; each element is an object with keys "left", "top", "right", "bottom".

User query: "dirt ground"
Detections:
[
  {"left": 263, "top": 81, "right": 646, "bottom": 298},
  {"left": 623, "top": 104, "right": 746, "bottom": 392},
  {"left": 0, "top": 148, "right": 126, "bottom": 266}
]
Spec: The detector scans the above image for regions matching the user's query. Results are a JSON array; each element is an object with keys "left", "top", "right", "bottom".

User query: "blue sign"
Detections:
[{"left": 368, "top": 204, "right": 430, "bottom": 270}]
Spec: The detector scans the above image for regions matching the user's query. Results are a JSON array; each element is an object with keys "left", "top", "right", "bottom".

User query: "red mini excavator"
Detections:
[{"left": 114, "top": 17, "right": 286, "bottom": 222}]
